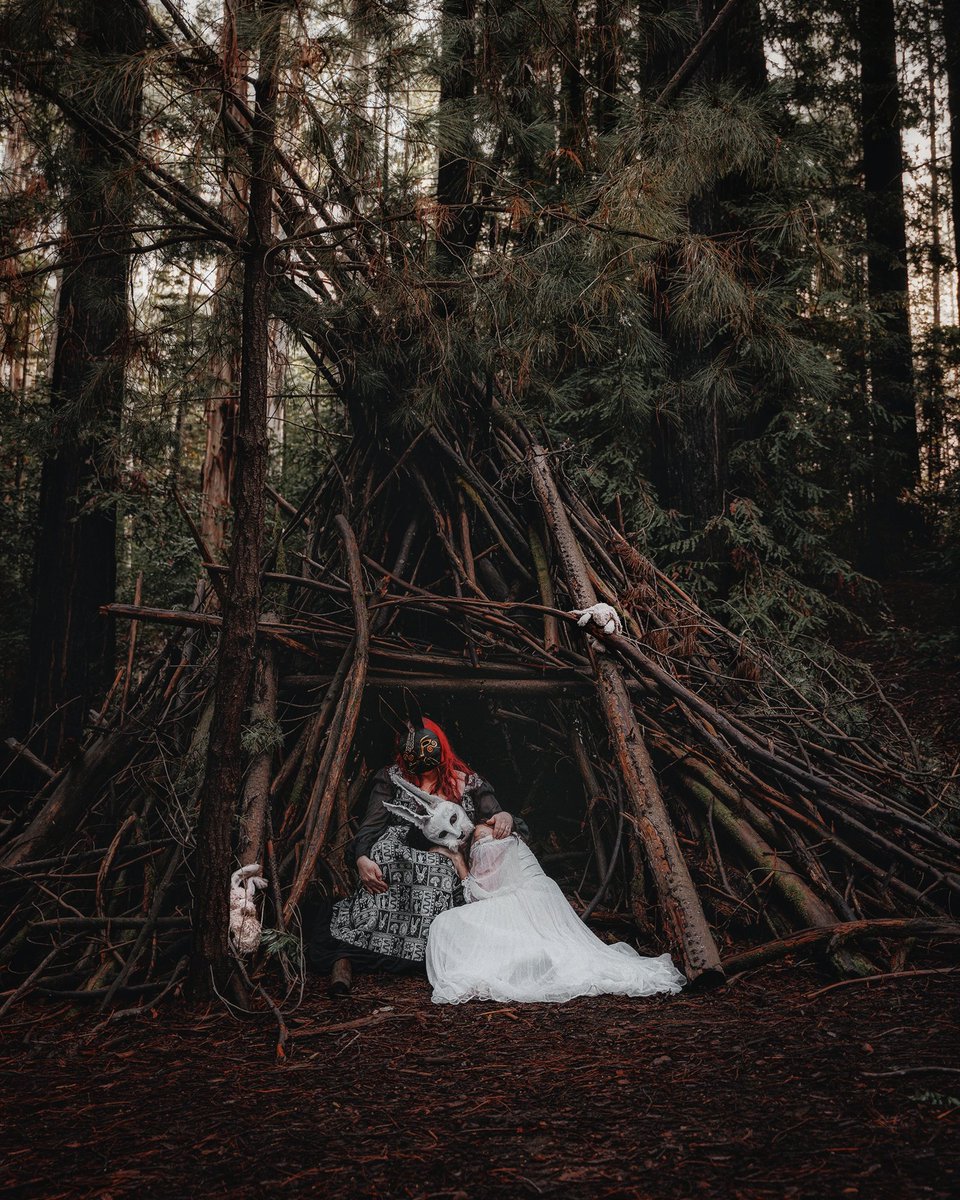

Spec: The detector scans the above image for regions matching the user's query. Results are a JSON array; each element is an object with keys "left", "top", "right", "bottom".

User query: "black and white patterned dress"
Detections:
[{"left": 327, "top": 767, "right": 502, "bottom": 965}]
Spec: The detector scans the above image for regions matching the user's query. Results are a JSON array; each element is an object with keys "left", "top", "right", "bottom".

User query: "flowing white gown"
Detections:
[{"left": 426, "top": 835, "right": 686, "bottom": 1005}]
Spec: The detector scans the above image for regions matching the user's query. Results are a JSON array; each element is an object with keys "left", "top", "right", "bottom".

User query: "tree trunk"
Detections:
[
  {"left": 943, "top": 0, "right": 960, "bottom": 313},
  {"left": 0, "top": 90, "right": 37, "bottom": 403},
  {"left": 593, "top": 0, "right": 621, "bottom": 139},
  {"left": 24, "top": 0, "right": 145, "bottom": 765},
  {"left": 434, "top": 0, "right": 478, "bottom": 279},
  {"left": 857, "top": 0, "right": 920, "bottom": 571},
  {"left": 527, "top": 442, "right": 723, "bottom": 983},
  {"left": 238, "top": 620, "right": 278, "bottom": 867},
  {"left": 699, "top": 0, "right": 766, "bottom": 90},
  {"left": 558, "top": 2, "right": 586, "bottom": 185},
  {"left": 189, "top": 1, "right": 283, "bottom": 999},
  {"left": 921, "top": 0, "right": 945, "bottom": 492},
  {"left": 198, "top": 0, "right": 253, "bottom": 570}
]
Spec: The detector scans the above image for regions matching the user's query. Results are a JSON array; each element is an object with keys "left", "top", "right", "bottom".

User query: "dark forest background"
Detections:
[{"left": 1, "top": 0, "right": 958, "bottom": 759}]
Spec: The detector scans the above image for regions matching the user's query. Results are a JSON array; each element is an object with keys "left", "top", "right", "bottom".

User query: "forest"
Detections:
[{"left": 1, "top": 1, "right": 959, "bottom": 1197}]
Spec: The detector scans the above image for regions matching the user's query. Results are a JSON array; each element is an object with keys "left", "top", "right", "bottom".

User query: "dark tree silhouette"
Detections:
[
  {"left": 857, "top": 0, "right": 920, "bottom": 571},
  {"left": 25, "top": 0, "right": 145, "bottom": 764}
]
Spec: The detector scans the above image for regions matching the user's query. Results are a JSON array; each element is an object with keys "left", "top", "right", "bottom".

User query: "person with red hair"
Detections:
[{"left": 312, "top": 719, "right": 514, "bottom": 986}]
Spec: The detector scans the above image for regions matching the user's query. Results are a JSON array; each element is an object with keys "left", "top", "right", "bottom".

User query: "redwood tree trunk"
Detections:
[
  {"left": 198, "top": 0, "right": 252, "bottom": 569},
  {"left": 943, "top": 0, "right": 960, "bottom": 313},
  {"left": 25, "top": 0, "right": 145, "bottom": 765},
  {"left": 857, "top": 0, "right": 920, "bottom": 570},
  {"left": 190, "top": 1, "right": 283, "bottom": 998}
]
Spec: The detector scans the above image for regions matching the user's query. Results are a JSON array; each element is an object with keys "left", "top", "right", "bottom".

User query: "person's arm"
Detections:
[
  {"left": 352, "top": 769, "right": 394, "bottom": 894},
  {"left": 470, "top": 776, "right": 514, "bottom": 839},
  {"left": 433, "top": 846, "right": 472, "bottom": 902}
]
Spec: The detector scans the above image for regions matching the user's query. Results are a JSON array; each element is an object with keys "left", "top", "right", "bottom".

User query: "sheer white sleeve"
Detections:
[{"left": 461, "top": 835, "right": 524, "bottom": 902}]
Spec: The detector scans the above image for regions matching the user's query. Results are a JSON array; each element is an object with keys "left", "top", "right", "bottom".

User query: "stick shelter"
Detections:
[{"left": 2, "top": 404, "right": 957, "bottom": 1006}]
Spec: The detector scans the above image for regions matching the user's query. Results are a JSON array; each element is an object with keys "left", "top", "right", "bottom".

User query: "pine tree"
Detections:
[{"left": 651, "top": 0, "right": 768, "bottom": 536}]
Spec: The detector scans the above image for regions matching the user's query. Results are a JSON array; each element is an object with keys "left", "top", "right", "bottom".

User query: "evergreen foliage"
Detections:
[{"left": 0, "top": 0, "right": 958, "bottom": 735}]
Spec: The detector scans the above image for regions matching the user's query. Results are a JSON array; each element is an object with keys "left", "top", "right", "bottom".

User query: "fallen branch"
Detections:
[{"left": 805, "top": 967, "right": 960, "bottom": 999}]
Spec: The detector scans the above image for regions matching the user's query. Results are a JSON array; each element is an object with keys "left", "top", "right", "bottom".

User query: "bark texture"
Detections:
[
  {"left": 943, "top": 0, "right": 960, "bottom": 313},
  {"left": 25, "top": 0, "right": 145, "bottom": 764},
  {"left": 857, "top": 0, "right": 920, "bottom": 569},
  {"left": 189, "top": 1, "right": 283, "bottom": 997}
]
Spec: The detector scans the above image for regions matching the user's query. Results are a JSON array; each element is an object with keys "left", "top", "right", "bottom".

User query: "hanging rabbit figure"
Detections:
[{"left": 229, "top": 863, "right": 268, "bottom": 954}]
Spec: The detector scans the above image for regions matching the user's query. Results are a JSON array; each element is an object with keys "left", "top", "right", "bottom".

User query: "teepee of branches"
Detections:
[
  {"left": 2, "top": 389, "right": 958, "bottom": 1010},
  {"left": 2, "top": 0, "right": 959, "bottom": 1013}
]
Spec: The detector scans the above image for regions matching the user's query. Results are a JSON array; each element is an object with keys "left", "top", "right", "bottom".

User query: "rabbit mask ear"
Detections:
[
  {"left": 381, "top": 792, "right": 433, "bottom": 827},
  {"left": 403, "top": 688, "right": 425, "bottom": 732}
]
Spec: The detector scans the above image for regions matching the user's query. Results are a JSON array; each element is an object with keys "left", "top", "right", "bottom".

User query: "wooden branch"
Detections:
[
  {"left": 527, "top": 525, "right": 560, "bottom": 652},
  {"left": 657, "top": 0, "right": 747, "bottom": 104},
  {"left": 1, "top": 730, "right": 142, "bottom": 869},
  {"left": 101, "top": 843, "right": 183, "bottom": 1010},
  {"left": 284, "top": 515, "right": 370, "bottom": 919},
  {"left": 101, "top": 603, "right": 324, "bottom": 659},
  {"left": 720, "top": 920, "right": 960, "bottom": 976},
  {"left": 280, "top": 644, "right": 356, "bottom": 823},
  {"left": 293, "top": 1011, "right": 414, "bottom": 1038},
  {"left": 806, "top": 967, "right": 959, "bottom": 1000},
  {"left": 527, "top": 441, "right": 723, "bottom": 984},
  {"left": 120, "top": 572, "right": 144, "bottom": 717},
  {"left": 284, "top": 672, "right": 593, "bottom": 694},
  {"left": 239, "top": 617, "right": 279, "bottom": 867},
  {"left": 32, "top": 916, "right": 189, "bottom": 931},
  {"left": 678, "top": 770, "right": 873, "bottom": 977},
  {"left": 3, "top": 738, "right": 56, "bottom": 780},
  {"left": 171, "top": 488, "right": 227, "bottom": 605},
  {"left": 604, "top": 629, "right": 960, "bottom": 862}
]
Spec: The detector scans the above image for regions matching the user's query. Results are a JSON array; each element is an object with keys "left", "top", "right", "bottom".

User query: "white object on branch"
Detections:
[
  {"left": 570, "top": 602, "right": 623, "bottom": 636},
  {"left": 229, "top": 863, "right": 268, "bottom": 954}
]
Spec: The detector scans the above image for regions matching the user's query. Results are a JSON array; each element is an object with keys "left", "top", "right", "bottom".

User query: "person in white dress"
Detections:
[{"left": 426, "top": 823, "right": 686, "bottom": 1005}]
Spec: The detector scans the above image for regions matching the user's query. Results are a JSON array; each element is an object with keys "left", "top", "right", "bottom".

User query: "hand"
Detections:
[
  {"left": 485, "top": 811, "right": 514, "bottom": 839},
  {"left": 357, "top": 856, "right": 388, "bottom": 895},
  {"left": 433, "top": 845, "right": 465, "bottom": 864}
]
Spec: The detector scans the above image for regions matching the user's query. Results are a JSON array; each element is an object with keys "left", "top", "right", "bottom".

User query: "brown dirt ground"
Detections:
[{"left": 1, "top": 963, "right": 958, "bottom": 1200}]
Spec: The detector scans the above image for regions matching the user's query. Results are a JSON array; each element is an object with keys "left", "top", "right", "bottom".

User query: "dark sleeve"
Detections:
[
  {"left": 470, "top": 775, "right": 502, "bottom": 822},
  {"left": 350, "top": 768, "right": 394, "bottom": 863}
]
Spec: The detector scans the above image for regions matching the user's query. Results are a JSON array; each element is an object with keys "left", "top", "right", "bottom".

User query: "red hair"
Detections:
[{"left": 395, "top": 717, "right": 472, "bottom": 801}]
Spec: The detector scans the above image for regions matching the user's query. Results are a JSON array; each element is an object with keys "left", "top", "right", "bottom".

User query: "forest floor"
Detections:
[
  {"left": 2, "top": 576, "right": 958, "bottom": 1200},
  {"left": 0, "top": 964, "right": 958, "bottom": 1200}
]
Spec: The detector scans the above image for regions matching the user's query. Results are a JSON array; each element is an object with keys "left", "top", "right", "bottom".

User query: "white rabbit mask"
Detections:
[{"left": 383, "top": 766, "right": 474, "bottom": 848}]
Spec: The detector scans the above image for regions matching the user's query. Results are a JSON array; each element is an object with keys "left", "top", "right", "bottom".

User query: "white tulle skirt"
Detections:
[{"left": 425, "top": 839, "right": 686, "bottom": 1005}]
